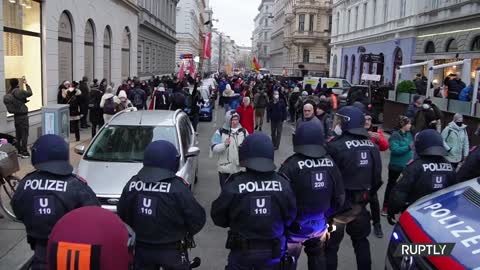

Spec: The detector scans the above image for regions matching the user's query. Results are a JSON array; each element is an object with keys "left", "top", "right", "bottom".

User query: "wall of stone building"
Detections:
[
  {"left": 137, "top": 25, "right": 176, "bottom": 78},
  {"left": 0, "top": 0, "right": 138, "bottom": 140}
]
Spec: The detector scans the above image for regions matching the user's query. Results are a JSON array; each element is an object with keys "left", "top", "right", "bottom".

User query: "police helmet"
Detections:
[
  {"left": 47, "top": 206, "right": 134, "bottom": 269},
  {"left": 137, "top": 140, "right": 179, "bottom": 182},
  {"left": 293, "top": 121, "right": 327, "bottom": 158},
  {"left": 31, "top": 134, "right": 73, "bottom": 176},
  {"left": 334, "top": 106, "right": 369, "bottom": 137},
  {"left": 415, "top": 129, "right": 448, "bottom": 156},
  {"left": 239, "top": 133, "right": 276, "bottom": 172}
]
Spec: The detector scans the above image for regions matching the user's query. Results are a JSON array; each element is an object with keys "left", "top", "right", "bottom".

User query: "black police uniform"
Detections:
[
  {"left": 324, "top": 107, "right": 382, "bottom": 270},
  {"left": 279, "top": 121, "right": 345, "bottom": 270},
  {"left": 456, "top": 146, "right": 480, "bottom": 183},
  {"left": 389, "top": 130, "right": 456, "bottom": 216},
  {"left": 11, "top": 135, "right": 99, "bottom": 270},
  {"left": 117, "top": 140, "right": 206, "bottom": 270},
  {"left": 211, "top": 133, "right": 297, "bottom": 270}
]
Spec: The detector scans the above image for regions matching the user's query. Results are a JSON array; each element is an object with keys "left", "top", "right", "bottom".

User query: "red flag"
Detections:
[
  {"left": 206, "top": 32, "right": 212, "bottom": 58},
  {"left": 178, "top": 62, "right": 185, "bottom": 81},
  {"left": 188, "top": 59, "right": 196, "bottom": 78},
  {"left": 252, "top": 57, "right": 261, "bottom": 72}
]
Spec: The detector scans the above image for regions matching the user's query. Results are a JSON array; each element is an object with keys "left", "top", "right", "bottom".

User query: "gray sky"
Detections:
[{"left": 209, "top": 0, "right": 260, "bottom": 47}]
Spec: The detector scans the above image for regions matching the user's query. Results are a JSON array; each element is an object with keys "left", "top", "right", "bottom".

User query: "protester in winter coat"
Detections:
[
  {"left": 99, "top": 78, "right": 108, "bottom": 93},
  {"left": 88, "top": 84, "right": 104, "bottom": 137},
  {"left": 413, "top": 74, "right": 427, "bottom": 96},
  {"left": 383, "top": 116, "right": 413, "bottom": 213},
  {"left": 414, "top": 98, "right": 443, "bottom": 133},
  {"left": 186, "top": 84, "right": 203, "bottom": 132},
  {"left": 288, "top": 87, "right": 301, "bottom": 123},
  {"left": 236, "top": 96, "right": 254, "bottom": 134},
  {"left": 116, "top": 90, "right": 136, "bottom": 112},
  {"left": 210, "top": 110, "right": 248, "bottom": 187},
  {"left": 316, "top": 100, "right": 334, "bottom": 139},
  {"left": 57, "top": 81, "right": 69, "bottom": 104},
  {"left": 459, "top": 82, "right": 474, "bottom": 102},
  {"left": 442, "top": 113, "right": 469, "bottom": 168},
  {"left": 405, "top": 95, "right": 423, "bottom": 123},
  {"left": 223, "top": 84, "right": 235, "bottom": 112},
  {"left": 79, "top": 77, "right": 90, "bottom": 128},
  {"left": 149, "top": 84, "right": 171, "bottom": 110},
  {"left": 253, "top": 88, "right": 269, "bottom": 131},
  {"left": 267, "top": 91, "right": 287, "bottom": 150},
  {"left": 60, "top": 83, "right": 82, "bottom": 141},
  {"left": 446, "top": 74, "right": 466, "bottom": 100},
  {"left": 100, "top": 86, "right": 120, "bottom": 123}
]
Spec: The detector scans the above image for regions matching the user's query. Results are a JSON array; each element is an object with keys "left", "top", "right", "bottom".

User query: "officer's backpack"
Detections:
[{"left": 103, "top": 97, "right": 115, "bottom": 115}]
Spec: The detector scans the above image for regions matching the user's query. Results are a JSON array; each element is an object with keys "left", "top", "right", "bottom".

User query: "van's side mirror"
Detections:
[
  {"left": 74, "top": 145, "right": 86, "bottom": 155},
  {"left": 186, "top": 146, "right": 200, "bottom": 158}
]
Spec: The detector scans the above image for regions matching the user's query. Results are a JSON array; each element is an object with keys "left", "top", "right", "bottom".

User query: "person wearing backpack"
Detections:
[
  {"left": 149, "top": 84, "right": 171, "bottom": 110},
  {"left": 129, "top": 82, "right": 147, "bottom": 110},
  {"left": 253, "top": 88, "right": 269, "bottom": 131},
  {"left": 116, "top": 90, "right": 136, "bottom": 112},
  {"left": 79, "top": 76, "right": 90, "bottom": 129},
  {"left": 88, "top": 83, "right": 104, "bottom": 137},
  {"left": 442, "top": 113, "right": 469, "bottom": 169},
  {"left": 100, "top": 86, "right": 120, "bottom": 123},
  {"left": 3, "top": 77, "right": 32, "bottom": 158},
  {"left": 59, "top": 82, "right": 82, "bottom": 141}
]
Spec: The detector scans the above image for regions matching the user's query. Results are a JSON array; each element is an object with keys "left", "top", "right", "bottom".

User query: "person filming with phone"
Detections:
[{"left": 3, "top": 76, "right": 33, "bottom": 158}]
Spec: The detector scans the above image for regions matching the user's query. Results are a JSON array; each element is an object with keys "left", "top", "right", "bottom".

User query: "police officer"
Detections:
[
  {"left": 388, "top": 129, "right": 456, "bottom": 224},
  {"left": 11, "top": 134, "right": 99, "bottom": 270},
  {"left": 324, "top": 106, "right": 383, "bottom": 270},
  {"left": 456, "top": 146, "right": 480, "bottom": 183},
  {"left": 211, "top": 133, "right": 297, "bottom": 269},
  {"left": 279, "top": 121, "right": 345, "bottom": 270},
  {"left": 117, "top": 140, "right": 206, "bottom": 270}
]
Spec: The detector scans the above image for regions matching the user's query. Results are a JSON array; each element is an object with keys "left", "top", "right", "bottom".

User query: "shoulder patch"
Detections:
[{"left": 72, "top": 174, "right": 88, "bottom": 183}]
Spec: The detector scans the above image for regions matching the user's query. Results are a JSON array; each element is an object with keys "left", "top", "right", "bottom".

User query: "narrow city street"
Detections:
[{"left": 1, "top": 107, "right": 393, "bottom": 269}]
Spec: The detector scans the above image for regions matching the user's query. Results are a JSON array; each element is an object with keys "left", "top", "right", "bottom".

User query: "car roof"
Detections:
[{"left": 107, "top": 110, "right": 181, "bottom": 127}]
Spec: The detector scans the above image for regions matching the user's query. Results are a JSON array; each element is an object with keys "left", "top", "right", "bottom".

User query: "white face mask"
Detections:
[{"left": 334, "top": 125, "right": 343, "bottom": 136}]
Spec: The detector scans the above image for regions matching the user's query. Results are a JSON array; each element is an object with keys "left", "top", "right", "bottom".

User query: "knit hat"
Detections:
[
  {"left": 399, "top": 115, "right": 411, "bottom": 128},
  {"left": 118, "top": 90, "right": 127, "bottom": 99},
  {"left": 453, "top": 113, "right": 463, "bottom": 123}
]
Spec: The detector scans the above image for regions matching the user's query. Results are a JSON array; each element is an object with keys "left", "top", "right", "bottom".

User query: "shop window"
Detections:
[
  {"left": 446, "top": 39, "right": 458, "bottom": 52},
  {"left": 103, "top": 26, "right": 112, "bottom": 82},
  {"left": 58, "top": 11, "right": 73, "bottom": 84},
  {"left": 303, "top": 49, "right": 310, "bottom": 63},
  {"left": 122, "top": 27, "right": 131, "bottom": 80},
  {"left": 84, "top": 19, "right": 95, "bottom": 81},
  {"left": 471, "top": 36, "right": 480, "bottom": 51},
  {"left": 425, "top": 41, "right": 435, "bottom": 53},
  {"left": 3, "top": 0, "right": 42, "bottom": 112}
]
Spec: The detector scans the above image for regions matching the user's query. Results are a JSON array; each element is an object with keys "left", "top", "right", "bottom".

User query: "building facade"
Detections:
[
  {"left": 330, "top": 0, "right": 480, "bottom": 85},
  {"left": 283, "top": 0, "right": 332, "bottom": 76},
  {"left": 236, "top": 46, "right": 253, "bottom": 70},
  {"left": 137, "top": 0, "right": 178, "bottom": 79},
  {"left": 270, "top": 0, "right": 287, "bottom": 75},
  {"left": 252, "top": 0, "right": 274, "bottom": 69},
  {"left": 0, "top": 0, "right": 139, "bottom": 139},
  {"left": 175, "top": 0, "right": 208, "bottom": 69}
]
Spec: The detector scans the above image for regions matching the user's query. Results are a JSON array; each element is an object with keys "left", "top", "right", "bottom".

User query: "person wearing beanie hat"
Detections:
[
  {"left": 211, "top": 110, "right": 248, "bottom": 187},
  {"left": 116, "top": 90, "right": 136, "bottom": 112},
  {"left": 118, "top": 140, "right": 205, "bottom": 270},
  {"left": 211, "top": 133, "right": 296, "bottom": 270},
  {"left": 441, "top": 113, "right": 469, "bottom": 168},
  {"left": 11, "top": 134, "right": 100, "bottom": 269},
  {"left": 382, "top": 115, "right": 413, "bottom": 217},
  {"left": 387, "top": 129, "right": 456, "bottom": 225},
  {"left": 279, "top": 121, "right": 345, "bottom": 269},
  {"left": 316, "top": 100, "right": 334, "bottom": 139}
]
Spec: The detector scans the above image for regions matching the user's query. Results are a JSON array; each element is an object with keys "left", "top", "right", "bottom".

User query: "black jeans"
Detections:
[
  {"left": 70, "top": 120, "right": 80, "bottom": 141},
  {"left": 289, "top": 107, "right": 296, "bottom": 122},
  {"left": 80, "top": 103, "right": 89, "bottom": 127},
  {"left": 383, "top": 167, "right": 403, "bottom": 208},
  {"left": 14, "top": 114, "right": 29, "bottom": 153},
  {"left": 271, "top": 121, "right": 283, "bottom": 148},
  {"left": 326, "top": 205, "right": 372, "bottom": 270},
  {"left": 91, "top": 123, "right": 103, "bottom": 138},
  {"left": 190, "top": 114, "right": 199, "bottom": 132},
  {"left": 32, "top": 244, "right": 47, "bottom": 270}
]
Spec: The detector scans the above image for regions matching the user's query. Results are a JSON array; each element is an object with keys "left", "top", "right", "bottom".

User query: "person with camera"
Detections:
[{"left": 3, "top": 77, "right": 32, "bottom": 158}]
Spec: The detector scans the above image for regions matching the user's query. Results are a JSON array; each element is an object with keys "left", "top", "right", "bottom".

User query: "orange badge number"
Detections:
[{"left": 56, "top": 242, "right": 93, "bottom": 270}]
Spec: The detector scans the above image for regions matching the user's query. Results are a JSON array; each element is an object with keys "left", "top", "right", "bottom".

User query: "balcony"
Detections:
[
  {"left": 292, "top": 31, "right": 329, "bottom": 45},
  {"left": 293, "top": 0, "right": 331, "bottom": 12}
]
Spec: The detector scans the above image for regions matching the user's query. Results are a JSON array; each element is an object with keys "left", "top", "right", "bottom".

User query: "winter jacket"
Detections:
[
  {"left": 253, "top": 91, "right": 269, "bottom": 108},
  {"left": 446, "top": 79, "right": 466, "bottom": 100},
  {"left": 267, "top": 99, "right": 287, "bottom": 122},
  {"left": 414, "top": 78, "right": 427, "bottom": 96},
  {"left": 388, "top": 129, "right": 413, "bottom": 170},
  {"left": 442, "top": 121, "right": 469, "bottom": 163},
  {"left": 405, "top": 102, "right": 420, "bottom": 122},
  {"left": 370, "top": 128, "right": 389, "bottom": 152},
  {"left": 79, "top": 81, "right": 90, "bottom": 105},
  {"left": 3, "top": 85, "right": 32, "bottom": 115},
  {"left": 89, "top": 88, "right": 104, "bottom": 124},
  {"left": 211, "top": 112, "right": 248, "bottom": 174},
  {"left": 236, "top": 103, "right": 254, "bottom": 134},
  {"left": 100, "top": 93, "right": 120, "bottom": 113},
  {"left": 61, "top": 88, "right": 82, "bottom": 120}
]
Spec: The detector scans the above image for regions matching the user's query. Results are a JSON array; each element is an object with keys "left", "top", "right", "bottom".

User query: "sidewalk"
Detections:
[{"left": 0, "top": 127, "right": 92, "bottom": 270}]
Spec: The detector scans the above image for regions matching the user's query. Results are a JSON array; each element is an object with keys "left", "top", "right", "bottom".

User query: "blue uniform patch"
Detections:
[
  {"left": 250, "top": 196, "right": 271, "bottom": 216},
  {"left": 137, "top": 195, "right": 157, "bottom": 217},
  {"left": 33, "top": 195, "right": 55, "bottom": 216},
  {"left": 432, "top": 174, "right": 446, "bottom": 190},
  {"left": 311, "top": 170, "right": 328, "bottom": 190},
  {"left": 356, "top": 150, "right": 370, "bottom": 167}
]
